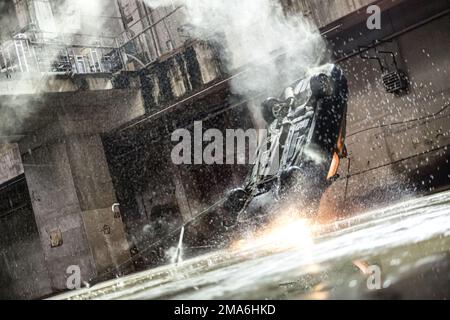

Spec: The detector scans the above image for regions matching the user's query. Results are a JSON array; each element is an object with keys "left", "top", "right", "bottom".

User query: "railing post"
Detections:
[
  {"left": 14, "top": 40, "right": 24, "bottom": 73},
  {"left": 65, "top": 47, "right": 71, "bottom": 73},
  {"left": 31, "top": 45, "right": 40, "bottom": 72},
  {"left": 89, "top": 48, "right": 96, "bottom": 73},
  {"left": 72, "top": 49, "right": 80, "bottom": 74}
]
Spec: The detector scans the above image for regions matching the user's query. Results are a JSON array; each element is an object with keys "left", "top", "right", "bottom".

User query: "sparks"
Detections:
[{"left": 231, "top": 209, "right": 315, "bottom": 253}]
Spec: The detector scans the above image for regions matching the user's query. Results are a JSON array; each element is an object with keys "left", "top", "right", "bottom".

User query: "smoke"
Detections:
[
  {"left": 51, "top": 0, "right": 119, "bottom": 43},
  {"left": 145, "top": 0, "right": 327, "bottom": 98},
  {"left": 0, "top": 0, "right": 119, "bottom": 141},
  {"left": 1, "top": 0, "right": 328, "bottom": 139}
]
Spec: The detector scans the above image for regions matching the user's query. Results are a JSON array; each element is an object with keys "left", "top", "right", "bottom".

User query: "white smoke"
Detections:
[
  {"left": 0, "top": 0, "right": 119, "bottom": 140},
  {"left": 51, "top": 0, "right": 119, "bottom": 42},
  {"left": 145, "top": 0, "right": 327, "bottom": 97}
]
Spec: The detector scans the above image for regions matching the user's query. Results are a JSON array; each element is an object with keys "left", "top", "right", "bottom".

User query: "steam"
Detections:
[{"left": 145, "top": 0, "right": 327, "bottom": 97}]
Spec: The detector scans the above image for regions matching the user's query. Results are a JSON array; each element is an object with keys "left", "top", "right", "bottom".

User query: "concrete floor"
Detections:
[{"left": 52, "top": 189, "right": 450, "bottom": 300}]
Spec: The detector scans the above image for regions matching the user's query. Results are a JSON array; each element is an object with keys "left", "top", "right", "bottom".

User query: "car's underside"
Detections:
[{"left": 179, "top": 63, "right": 349, "bottom": 253}]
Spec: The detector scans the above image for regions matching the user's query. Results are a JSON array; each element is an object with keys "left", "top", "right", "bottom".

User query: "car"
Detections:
[{"left": 184, "top": 63, "right": 349, "bottom": 250}]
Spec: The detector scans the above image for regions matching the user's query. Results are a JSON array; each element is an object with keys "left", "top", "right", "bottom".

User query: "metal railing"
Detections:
[
  {"left": 0, "top": 32, "right": 125, "bottom": 77},
  {"left": 0, "top": 6, "right": 190, "bottom": 78}
]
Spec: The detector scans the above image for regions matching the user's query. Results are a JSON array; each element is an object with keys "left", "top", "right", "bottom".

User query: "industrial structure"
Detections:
[{"left": 0, "top": 0, "right": 449, "bottom": 299}]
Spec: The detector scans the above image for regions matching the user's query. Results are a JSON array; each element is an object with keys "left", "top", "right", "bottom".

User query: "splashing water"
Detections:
[
  {"left": 52, "top": 190, "right": 450, "bottom": 300},
  {"left": 171, "top": 226, "right": 185, "bottom": 265}
]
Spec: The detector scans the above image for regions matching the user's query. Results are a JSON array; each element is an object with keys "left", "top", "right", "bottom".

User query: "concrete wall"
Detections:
[
  {"left": 141, "top": 41, "right": 223, "bottom": 111},
  {"left": 18, "top": 128, "right": 133, "bottom": 293},
  {"left": 0, "top": 72, "right": 144, "bottom": 140},
  {"left": 0, "top": 73, "right": 144, "bottom": 298},
  {"left": 21, "top": 139, "right": 98, "bottom": 291},
  {"left": 322, "top": 14, "right": 450, "bottom": 214},
  {"left": 0, "top": 73, "right": 116, "bottom": 97},
  {"left": 0, "top": 144, "right": 24, "bottom": 185},
  {"left": 13, "top": 81, "right": 146, "bottom": 293},
  {"left": 65, "top": 134, "right": 131, "bottom": 274}
]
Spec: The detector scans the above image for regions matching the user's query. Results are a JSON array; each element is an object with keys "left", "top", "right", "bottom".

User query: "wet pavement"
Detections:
[{"left": 52, "top": 190, "right": 450, "bottom": 300}]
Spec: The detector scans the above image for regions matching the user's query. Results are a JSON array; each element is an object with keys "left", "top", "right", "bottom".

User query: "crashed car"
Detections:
[{"left": 185, "top": 63, "right": 349, "bottom": 248}]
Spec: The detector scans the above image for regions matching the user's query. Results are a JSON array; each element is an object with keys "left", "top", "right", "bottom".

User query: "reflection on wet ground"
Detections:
[{"left": 53, "top": 190, "right": 450, "bottom": 300}]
